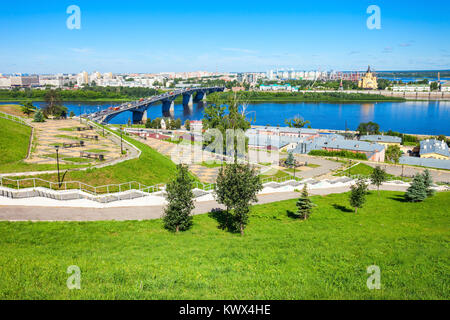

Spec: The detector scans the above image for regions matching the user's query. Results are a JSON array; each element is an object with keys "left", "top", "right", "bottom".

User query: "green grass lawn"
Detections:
[
  {"left": 0, "top": 117, "right": 31, "bottom": 166},
  {"left": 336, "top": 163, "right": 405, "bottom": 180},
  {"left": 0, "top": 191, "right": 448, "bottom": 300},
  {"left": 85, "top": 149, "right": 109, "bottom": 154},
  {"left": 54, "top": 134, "right": 86, "bottom": 141},
  {"left": 198, "top": 161, "right": 223, "bottom": 168},
  {"left": 260, "top": 169, "right": 291, "bottom": 180}
]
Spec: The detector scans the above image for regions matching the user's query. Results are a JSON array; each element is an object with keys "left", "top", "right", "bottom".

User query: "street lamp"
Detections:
[
  {"left": 54, "top": 145, "right": 61, "bottom": 187},
  {"left": 120, "top": 125, "right": 123, "bottom": 155}
]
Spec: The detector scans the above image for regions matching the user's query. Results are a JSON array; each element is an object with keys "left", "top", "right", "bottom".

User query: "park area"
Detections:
[{"left": 0, "top": 191, "right": 448, "bottom": 300}]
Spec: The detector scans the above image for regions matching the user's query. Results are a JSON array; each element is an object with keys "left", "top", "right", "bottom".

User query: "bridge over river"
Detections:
[{"left": 87, "top": 86, "right": 225, "bottom": 124}]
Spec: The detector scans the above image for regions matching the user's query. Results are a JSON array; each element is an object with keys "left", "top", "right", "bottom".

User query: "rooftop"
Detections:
[
  {"left": 420, "top": 139, "right": 450, "bottom": 157},
  {"left": 360, "top": 135, "right": 402, "bottom": 143}
]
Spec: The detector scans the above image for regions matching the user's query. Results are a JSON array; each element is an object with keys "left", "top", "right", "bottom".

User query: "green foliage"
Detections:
[
  {"left": 145, "top": 118, "right": 152, "bottom": 128},
  {"left": 203, "top": 92, "right": 251, "bottom": 157},
  {"left": 184, "top": 119, "right": 190, "bottom": 131},
  {"left": 422, "top": 169, "right": 435, "bottom": 198},
  {"left": 370, "top": 166, "right": 387, "bottom": 193},
  {"left": 151, "top": 118, "right": 162, "bottom": 129},
  {"left": 43, "top": 90, "right": 64, "bottom": 117},
  {"left": 296, "top": 185, "right": 314, "bottom": 220},
  {"left": 349, "top": 178, "right": 368, "bottom": 213},
  {"left": 285, "top": 116, "right": 310, "bottom": 128},
  {"left": 167, "top": 118, "right": 182, "bottom": 130},
  {"left": 20, "top": 101, "right": 36, "bottom": 117},
  {"left": 0, "top": 87, "right": 160, "bottom": 101},
  {"left": 285, "top": 152, "right": 296, "bottom": 167},
  {"left": 357, "top": 121, "right": 380, "bottom": 135},
  {"left": 405, "top": 174, "right": 427, "bottom": 202},
  {"left": 214, "top": 163, "right": 263, "bottom": 235},
  {"left": 69, "top": 111, "right": 75, "bottom": 118},
  {"left": 430, "top": 82, "right": 439, "bottom": 91},
  {"left": 33, "top": 110, "right": 45, "bottom": 123},
  {"left": 386, "top": 145, "right": 402, "bottom": 164},
  {"left": 309, "top": 149, "right": 367, "bottom": 160},
  {"left": 163, "top": 164, "right": 195, "bottom": 233},
  {"left": 385, "top": 130, "right": 418, "bottom": 145},
  {"left": 208, "top": 91, "right": 405, "bottom": 102}
]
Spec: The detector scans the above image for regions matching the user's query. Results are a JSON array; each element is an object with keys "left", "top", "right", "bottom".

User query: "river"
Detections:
[{"left": 2, "top": 100, "right": 450, "bottom": 136}]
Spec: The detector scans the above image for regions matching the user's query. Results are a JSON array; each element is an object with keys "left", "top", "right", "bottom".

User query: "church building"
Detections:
[{"left": 358, "top": 66, "right": 378, "bottom": 90}]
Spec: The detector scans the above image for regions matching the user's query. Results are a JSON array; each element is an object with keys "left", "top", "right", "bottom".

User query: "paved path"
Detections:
[
  {"left": 362, "top": 161, "right": 450, "bottom": 183},
  {"left": 0, "top": 185, "right": 411, "bottom": 222},
  {"left": 137, "top": 136, "right": 222, "bottom": 183}
]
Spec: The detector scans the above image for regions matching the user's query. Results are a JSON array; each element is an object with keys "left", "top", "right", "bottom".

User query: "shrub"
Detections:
[{"left": 309, "top": 150, "right": 367, "bottom": 160}]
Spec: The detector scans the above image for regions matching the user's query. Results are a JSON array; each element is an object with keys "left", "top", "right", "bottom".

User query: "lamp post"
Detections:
[
  {"left": 54, "top": 145, "right": 61, "bottom": 188},
  {"left": 120, "top": 125, "right": 123, "bottom": 155}
]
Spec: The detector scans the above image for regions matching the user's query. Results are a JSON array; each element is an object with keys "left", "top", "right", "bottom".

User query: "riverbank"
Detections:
[{"left": 208, "top": 91, "right": 407, "bottom": 103}]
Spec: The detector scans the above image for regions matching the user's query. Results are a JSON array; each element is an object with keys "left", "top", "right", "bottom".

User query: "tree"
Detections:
[
  {"left": 174, "top": 118, "right": 182, "bottom": 129},
  {"left": 349, "top": 178, "right": 368, "bottom": 214},
  {"left": 370, "top": 166, "right": 387, "bottom": 195},
  {"left": 163, "top": 164, "right": 195, "bottom": 233},
  {"left": 285, "top": 152, "right": 296, "bottom": 177},
  {"left": 21, "top": 101, "right": 36, "bottom": 117},
  {"left": 203, "top": 92, "right": 251, "bottom": 158},
  {"left": 151, "top": 118, "right": 161, "bottom": 129},
  {"left": 404, "top": 173, "right": 427, "bottom": 202},
  {"left": 43, "top": 89, "right": 64, "bottom": 117},
  {"left": 285, "top": 116, "right": 310, "bottom": 128},
  {"left": 33, "top": 109, "right": 45, "bottom": 122},
  {"left": 357, "top": 121, "right": 380, "bottom": 136},
  {"left": 214, "top": 163, "right": 263, "bottom": 235},
  {"left": 69, "top": 111, "right": 75, "bottom": 118},
  {"left": 422, "top": 169, "right": 435, "bottom": 197},
  {"left": 430, "top": 82, "right": 439, "bottom": 91},
  {"left": 296, "top": 184, "right": 314, "bottom": 220},
  {"left": 145, "top": 118, "right": 152, "bottom": 128},
  {"left": 184, "top": 119, "right": 191, "bottom": 131},
  {"left": 386, "top": 145, "right": 402, "bottom": 164}
]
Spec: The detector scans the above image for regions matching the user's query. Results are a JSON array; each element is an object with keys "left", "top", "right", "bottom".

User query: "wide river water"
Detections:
[{"left": 3, "top": 100, "right": 450, "bottom": 135}]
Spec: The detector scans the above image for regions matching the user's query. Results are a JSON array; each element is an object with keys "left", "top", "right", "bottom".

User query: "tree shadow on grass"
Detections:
[
  {"left": 332, "top": 203, "right": 353, "bottom": 213},
  {"left": 286, "top": 210, "right": 300, "bottom": 220},
  {"left": 389, "top": 194, "right": 408, "bottom": 203},
  {"left": 208, "top": 208, "right": 239, "bottom": 233}
]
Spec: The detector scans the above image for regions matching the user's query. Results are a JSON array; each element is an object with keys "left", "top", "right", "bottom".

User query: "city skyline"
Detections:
[{"left": 1, "top": 0, "right": 449, "bottom": 73}]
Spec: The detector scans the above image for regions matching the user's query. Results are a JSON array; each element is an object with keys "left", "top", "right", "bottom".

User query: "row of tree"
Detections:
[
  {"left": 163, "top": 163, "right": 263, "bottom": 236},
  {"left": 144, "top": 117, "right": 182, "bottom": 130}
]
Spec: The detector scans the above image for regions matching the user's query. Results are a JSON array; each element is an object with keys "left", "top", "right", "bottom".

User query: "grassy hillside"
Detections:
[
  {"left": 0, "top": 117, "right": 31, "bottom": 166},
  {"left": 0, "top": 191, "right": 448, "bottom": 300}
]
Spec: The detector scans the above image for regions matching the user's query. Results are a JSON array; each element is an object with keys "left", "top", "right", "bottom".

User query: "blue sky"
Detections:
[{"left": 1, "top": 0, "right": 449, "bottom": 74}]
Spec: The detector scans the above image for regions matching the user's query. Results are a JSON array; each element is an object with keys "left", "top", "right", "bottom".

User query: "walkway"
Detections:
[
  {"left": 138, "top": 136, "right": 220, "bottom": 183},
  {"left": 0, "top": 185, "right": 412, "bottom": 222}
]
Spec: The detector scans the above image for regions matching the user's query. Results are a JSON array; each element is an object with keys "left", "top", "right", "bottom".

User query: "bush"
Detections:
[
  {"left": 308, "top": 149, "right": 367, "bottom": 160},
  {"left": 404, "top": 174, "right": 427, "bottom": 202},
  {"left": 33, "top": 110, "right": 45, "bottom": 123}
]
